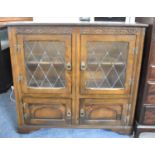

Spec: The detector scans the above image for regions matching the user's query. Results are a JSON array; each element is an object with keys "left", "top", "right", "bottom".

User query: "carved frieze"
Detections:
[
  {"left": 16, "top": 26, "right": 141, "bottom": 35},
  {"left": 16, "top": 26, "right": 73, "bottom": 34},
  {"left": 80, "top": 27, "right": 141, "bottom": 35}
]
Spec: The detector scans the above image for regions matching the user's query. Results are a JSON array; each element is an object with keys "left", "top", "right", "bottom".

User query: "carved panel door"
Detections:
[
  {"left": 23, "top": 97, "right": 72, "bottom": 125},
  {"left": 79, "top": 99, "right": 128, "bottom": 126},
  {"left": 17, "top": 35, "right": 72, "bottom": 94},
  {"left": 80, "top": 35, "right": 136, "bottom": 95}
]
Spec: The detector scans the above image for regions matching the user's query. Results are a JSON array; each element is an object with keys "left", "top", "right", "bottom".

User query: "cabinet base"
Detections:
[
  {"left": 111, "top": 128, "right": 133, "bottom": 135},
  {"left": 17, "top": 125, "right": 133, "bottom": 135},
  {"left": 17, "top": 126, "right": 40, "bottom": 134}
]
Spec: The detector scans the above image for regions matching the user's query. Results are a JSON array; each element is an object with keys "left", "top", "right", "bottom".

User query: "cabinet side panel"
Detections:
[
  {"left": 135, "top": 18, "right": 154, "bottom": 124},
  {"left": 128, "top": 28, "right": 146, "bottom": 125},
  {"left": 8, "top": 27, "right": 24, "bottom": 125},
  {"left": 136, "top": 27, "right": 153, "bottom": 123}
]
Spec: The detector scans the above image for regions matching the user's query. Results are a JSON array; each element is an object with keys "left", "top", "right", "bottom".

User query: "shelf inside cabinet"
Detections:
[
  {"left": 26, "top": 61, "right": 64, "bottom": 65},
  {"left": 88, "top": 62, "right": 125, "bottom": 65}
]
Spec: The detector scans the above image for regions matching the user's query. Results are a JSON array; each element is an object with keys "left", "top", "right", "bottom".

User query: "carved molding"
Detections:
[
  {"left": 85, "top": 105, "right": 122, "bottom": 120},
  {"left": 80, "top": 27, "right": 141, "bottom": 35},
  {"left": 16, "top": 26, "right": 141, "bottom": 35},
  {"left": 16, "top": 26, "right": 73, "bottom": 34},
  {"left": 29, "top": 104, "right": 65, "bottom": 117}
]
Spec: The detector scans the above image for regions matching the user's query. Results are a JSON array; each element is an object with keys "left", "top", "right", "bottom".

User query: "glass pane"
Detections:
[
  {"left": 24, "top": 41, "right": 66, "bottom": 88},
  {"left": 85, "top": 41, "right": 128, "bottom": 89}
]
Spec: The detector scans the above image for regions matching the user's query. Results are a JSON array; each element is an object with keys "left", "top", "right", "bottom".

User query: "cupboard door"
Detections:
[
  {"left": 23, "top": 98, "right": 71, "bottom": 125},
  {"left": 17, "top": 35, "right": 71, "bottom": 94},
  {"left": 79, "top": 99, "right": 128, "bottom": 126},
  {"left": 80, "top": 35, "right": 136, "bottom": 95}
]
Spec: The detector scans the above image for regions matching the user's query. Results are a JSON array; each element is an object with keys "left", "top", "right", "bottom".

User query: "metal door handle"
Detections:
[
  {"left": 81, "top": 61, "right": 87, "bottom": 71},
  {"left": 66, "top": 62, "right": 72, "bottom": 71}
]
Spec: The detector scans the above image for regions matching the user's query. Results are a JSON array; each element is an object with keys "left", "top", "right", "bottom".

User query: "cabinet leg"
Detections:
[
  {"left": 17, "top": 126, "right": 40, "bottom": 134},
  {"left": 111, "top": 128, "right": 132, "bottom": 136}
]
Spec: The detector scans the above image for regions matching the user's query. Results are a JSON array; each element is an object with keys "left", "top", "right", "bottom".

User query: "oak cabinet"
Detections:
[{"left": 8, "top": 23, "right": 146, "bottom": 134}]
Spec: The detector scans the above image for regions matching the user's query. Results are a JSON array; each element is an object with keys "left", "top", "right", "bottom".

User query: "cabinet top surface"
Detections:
[{"left": 7, "top": 21, "right": 148, "bottom": 27}]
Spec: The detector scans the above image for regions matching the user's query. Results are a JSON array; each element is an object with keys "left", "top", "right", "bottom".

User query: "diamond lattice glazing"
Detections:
[
  {"left": 24, "top": 41, "right": 66, "bottom": 88},
  {"left": 85, "top": 42, "right": 128, "bottom": 89}
]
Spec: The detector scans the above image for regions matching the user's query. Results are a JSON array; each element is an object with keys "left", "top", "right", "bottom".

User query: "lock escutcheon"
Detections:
[
  {"left": 80, "top": 109, "right": 85, "bottom": 117},
  {"left": 67, "top": 110, "right": 71, "bottom": 117}
]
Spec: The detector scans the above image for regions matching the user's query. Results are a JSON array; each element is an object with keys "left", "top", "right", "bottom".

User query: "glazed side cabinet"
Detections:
[{"left": 8, "top": 24, "right": 146, "bottom": 134}]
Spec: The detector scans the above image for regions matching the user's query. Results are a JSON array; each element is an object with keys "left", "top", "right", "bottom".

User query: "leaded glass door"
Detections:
[
  {"left": 80, "top": 35, "right": 136, "bottom": 95},
  {"left": 17, "top": 35, "right": 71, "bottom": 94}
]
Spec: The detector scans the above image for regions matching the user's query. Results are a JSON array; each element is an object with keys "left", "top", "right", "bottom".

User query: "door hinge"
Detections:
[
  {"left": 128, "top": 104, "right": 131, "bottom": 112},
  {"left": 18, "top": 74, "right": 23, "bottom": 82},
  {"left": 23, "top": 102, "right": 26, "bottom": 109},
  {"left": 126, "top": 115, "right": 130, "bottom": 125},
  {"left": 24, "top": 113, "right": 28, "bottom": 120},
  {"left": 124, "top": 114, "right": 130, "bottom": 125},
  {"left": 15, "top": 44, "right": 20, "bottom": 52},
  {"left": 129, "top": 78, "right": 133, "bottom": 86},
  {"left": 124, "top": 104, "right": 132, "bottom": 125},
  {"left": 133, "top": 47, "right": 138, "bottom": 55}
]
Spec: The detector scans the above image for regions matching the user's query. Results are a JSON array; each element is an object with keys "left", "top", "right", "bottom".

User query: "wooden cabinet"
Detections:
[
  {"left": 135, "top": 17, "right": 155, "bottom": 137},
  {"left": 8, "top": 23, "right": 146, "bottom": 134}
]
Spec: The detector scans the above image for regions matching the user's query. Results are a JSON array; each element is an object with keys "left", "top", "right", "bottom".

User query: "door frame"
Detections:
[
  {"left": 80, "top": 34, "right": 136, "bottom": 95},
  {"left": 17, "top": 34, "right": 72, "bottom": 94}
]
